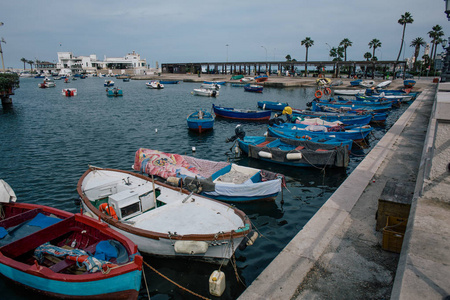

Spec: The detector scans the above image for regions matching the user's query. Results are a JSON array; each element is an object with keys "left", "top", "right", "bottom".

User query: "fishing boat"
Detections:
[
  {"left": 311, "top": 101, "right": 392, "bottom": 113},
  {"left": 267, "top": 126, "right": 353, "bottom": 150},
  {"left": 0, "top": 180, "right": 143, "bottom": 299},
  {"left": 360, "top": 80, "right": 375, "bottom": 88},
  {"left": 333, "top": 89, "right": 365, "bottom": 96},
  {"left": 104, "top": 80, "right": 114, "bottom": 87},
  {"left": 212, "top": 104, "right": 271, "bottom": 121},
  {"left": 122, "top": 78, "right": 130, "bottom": 82},
  {"left": 237, "top": 136, "right": 349, "bottom": 168},
  {"left": 193, "top": 88, "right": 219, "bottom": 97},
  {"left": 257, "top": 101, "right": 289, "bottom": 111},
  {"left": 203, "top": 81, "right": 226, "bottom": 85},
  {"left": 38, "top": 78, "right": 56, "bottom": 88},
  {"left": 146, "top": 81, "right": 164, "bottom": 89},
  {"left": 159, "top": 80, "right": 180, "bottom": 84},
  {"left": 403, "top": 80, "right": 416, "bottom": 88},
  {"left": 62, "top": 88, "right": 77, "bottom": 97},
  {"left": 255, "top": 75, "right": 268, "bottom": 82},
  {"left": 376, "top": 80, "right": 392, "bottom": 88},
  {"left": 350, "top": 79, "right": 362, "bottom": 86},
  {"left": 186, "top": 109, "right": 214, "bottom": 132},
  {"left": 230, "top": 75, "right": 244, "bottom": 80},
  {"left": 106, "top": 88, "right": 123, "bottom": 97},
  {"left": 132, "top": 148, "right": 283, "bottom": 202},
  {"left": 77, "top": 166, "right": 256, "bottom": 262},
  {"left": 292, "top": 109, "right": 372, "bottom": 126},
  {"left": 244, "top": 84, "right": 263, "bottom": 93},
  {"left": 200, "top": 83, "right": 220, "bottom": 90},
  {"left": 240, "top": 77, "right": 254, "bottom": 83},
  {"left": 271, "top": 122, "right": 373, "bottom": 142}
]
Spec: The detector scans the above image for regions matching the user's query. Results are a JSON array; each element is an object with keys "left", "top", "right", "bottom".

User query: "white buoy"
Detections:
[
  {"left": 155, "top": 129, "right": 158, "bottom": 133},
  {"left": 192, "top": 146, "right": 196, "bottom": 152},
  {"left": 209, "top": 270, "right": 226, "bottom": 297}
]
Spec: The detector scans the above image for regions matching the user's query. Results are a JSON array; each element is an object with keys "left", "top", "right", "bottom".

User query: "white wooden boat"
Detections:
[
  {"left": 193, "top": 88, "right": 219, "bottom": 97},
  {"left": 200, "top": 83, "right": 220, "bottom": 90},
  {"left": 360, "top": 80, "right": 375, "bottom": 88},
  {"left": 376, "top": 80, "right": 392, "bottom": 88},
  {"left": 240, "top": 77, "right": 254, "bottom": 83},
  {"left": 333, "top": 89, "right": 365, "bottom": 96},
  {"left": 77, "top": 167, "right": 255, "bottom": 262},
  {"left": 146, "top": 81, "right": 164, "bottom": 89}
]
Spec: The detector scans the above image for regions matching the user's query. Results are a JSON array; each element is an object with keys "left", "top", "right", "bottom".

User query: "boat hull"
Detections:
[{"left": 213, "top": 104, "right": 271, "bottom": 121}]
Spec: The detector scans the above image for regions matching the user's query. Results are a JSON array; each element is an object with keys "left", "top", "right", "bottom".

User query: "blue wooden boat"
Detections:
[
  {"left": 404, "top": 80, "right": 416, "bottom": 88},
  {"left": 244, "top": 84, "right": 263, "bottom": 93},
  {"left": 104, "top": 80, "right": 114, "bottom": 87},
  {"left": 122, "top": 78, "right": 130, "bottom": 82},
  {"left": 106, "top": 88, "right": 123, "bottom": 97},
  {"left": 311, "top": 101, "right": 392, "bottom": 113},
  {"left": 350, "top": 79, "right": 362, "bottom": 86},
  {"left": 237, "top": 136, "right": 349, "bottom": 168},
  {"left": 213, "top": 104, "right": 271, "bottom": 121},
  {"left": 292, "top": 109, "right": 372, "bottom": 126},
  {"left": 352, "top": 95, "right": 401, "bottom": 107},
  {"left": 257, "top": 101, "right": 289, "bottom": 111},
  {"left": 255, "top": 75, "right": 268, "bottom": 82},
  {"left": 160, "top": 80, "right": 180, "bottom": 84},
  {"left": 187, "top": 109, "right": 214, "bottom": 132},
  {"left": 0, "top": 180, "right": 143, "bottom": 299},
  {"left": 272, "top": 122, "right": 373, "bottom": 142},
  {"left": 203, "top": 81, "right": 226, "bottom": 85},
  {"left": 267, "top": 126, "right": 353, "bottom": 150},
  {"left": 317, "top": 97, "right": 393, "bottom": 106},
  {"left": 133, "top": 148, "right": 283, "bottom": 202}
]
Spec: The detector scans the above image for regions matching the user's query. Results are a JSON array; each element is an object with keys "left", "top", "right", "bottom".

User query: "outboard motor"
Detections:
[{"left": 226, "top": 124, "right": 245, "bottom": 142}]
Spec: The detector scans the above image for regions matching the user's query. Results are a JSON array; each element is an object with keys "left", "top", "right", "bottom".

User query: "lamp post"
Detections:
[
  {"left": 261, "top": 46, "right": 267, "bottom": 62},
  {"left": 445, "top": 0, "right": 450, "bottom": 19},
  {"left": 226, "top": 44, "right": 229, "bottom": 63},
  {"left": 0, "top": 22, "right": 4, "bottom": 72}
]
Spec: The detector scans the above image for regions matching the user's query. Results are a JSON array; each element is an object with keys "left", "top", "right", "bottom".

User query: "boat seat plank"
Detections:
[
  {"left": 0, "top": 216, "right": 77, "bottom": 259},
  {"left": 256, "top": 141, "right": 271, "bottom": 147},
  {"left": 0, "top": 208, "right": 42, "bottom": 228}
]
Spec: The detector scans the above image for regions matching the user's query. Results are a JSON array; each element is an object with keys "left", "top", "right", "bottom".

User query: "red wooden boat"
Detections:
[{"left": 0, "top": 180, "right": 143, "bottom": 299}]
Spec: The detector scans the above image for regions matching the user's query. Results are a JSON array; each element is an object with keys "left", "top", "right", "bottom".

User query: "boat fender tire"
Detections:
[
  {"left": 315, "top": 90, "right": 323, "bottom": 98},
  {"left": 99, "top": 203, "right": 118, "bottom": 220},
  {"left": 258, "top": 151, "right": 272, "bottom": 159},
  {"left": 286, "top": 152, "right": 303, "bottom": 160}
]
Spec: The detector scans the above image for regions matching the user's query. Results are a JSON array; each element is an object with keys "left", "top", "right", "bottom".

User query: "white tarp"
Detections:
[{"left": 0, "top": 179, "right": 17, "bottom": 203}]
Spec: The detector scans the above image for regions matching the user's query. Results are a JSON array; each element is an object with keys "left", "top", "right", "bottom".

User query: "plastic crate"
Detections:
[{"left": 382, "top": 216, "right": 408, "bottom": 253}]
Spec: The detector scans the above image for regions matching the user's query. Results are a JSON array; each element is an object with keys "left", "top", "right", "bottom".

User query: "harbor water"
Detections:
[{"left": 0, "top": 77, "right": 407, "bottom": 299}]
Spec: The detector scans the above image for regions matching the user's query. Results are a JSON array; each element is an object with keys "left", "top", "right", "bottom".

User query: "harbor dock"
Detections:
[{"left": 234, "top": 79, "right": 449, "bottom": 299}]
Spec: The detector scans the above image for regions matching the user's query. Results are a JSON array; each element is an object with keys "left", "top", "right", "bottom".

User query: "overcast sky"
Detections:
[{"left": 2, "top": 0, "right": 449, "bottom": 69}]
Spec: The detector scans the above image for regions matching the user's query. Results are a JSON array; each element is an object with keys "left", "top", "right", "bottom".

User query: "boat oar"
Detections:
[{"left": 151, "top": 175, "right": 157, "bottom": 208}]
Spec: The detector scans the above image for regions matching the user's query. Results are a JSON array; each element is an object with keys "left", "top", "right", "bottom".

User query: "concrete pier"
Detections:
[{"left": 237, "top": 80, "right": 450, "bottom": 299}]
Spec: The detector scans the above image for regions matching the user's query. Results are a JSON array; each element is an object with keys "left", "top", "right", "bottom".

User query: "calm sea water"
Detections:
[{"left": 0, "top": 76, "right": 406, "bottom": 299}]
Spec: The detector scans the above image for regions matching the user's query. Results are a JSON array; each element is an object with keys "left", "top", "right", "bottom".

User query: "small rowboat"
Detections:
[
  {"left": 257, "top": 101, "right": 289, "bottom": 111},
  {"left": 238, "top": 136, "right": 349, "bottom": 168},
  {"left": 0, "top": 180, "right": 143, "bottom": 299},
  {"left": 187, "top": 109, "right": 214, "bottom": 132},
  {"left": 244, "top": 84, "right": 263, "bottom": 93},
  {"left": 404, "top": 80, "right": 416, "bottom": 88},
  {"left": 62, "top": 88, "right": 77, "bottom": 97},
  {"left": 212, "top": 104, "right": 271, "bottom": 121},
  {"left": 106, "top": 88, "right": 123, "bottom": 97},
  {"left": 104, "top": 80, "right": 114, "bottom": 87},
  {"left": 193, "top": 88, "right": 219, "bottom": 97}
]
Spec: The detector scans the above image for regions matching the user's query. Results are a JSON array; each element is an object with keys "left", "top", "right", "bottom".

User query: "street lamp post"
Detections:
[
  {"left": 261, "top": 46, "right": 267, "bottom": 62},
  {"left": 0, "top": 22, "right": 4, "bottom": 72}
]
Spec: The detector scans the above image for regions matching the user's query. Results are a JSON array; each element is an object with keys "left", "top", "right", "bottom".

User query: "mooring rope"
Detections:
[{"left": 143, "top": 260, "right": 211, "bottom": 300}]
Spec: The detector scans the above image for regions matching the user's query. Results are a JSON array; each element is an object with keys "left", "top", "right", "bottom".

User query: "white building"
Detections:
[{"left": 54, "top": 51, "right": 153, "bottom": 75}]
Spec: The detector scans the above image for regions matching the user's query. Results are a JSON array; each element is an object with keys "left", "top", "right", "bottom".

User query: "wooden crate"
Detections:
[
  {"left": 376, "top": 180, "right": 412, "bottom": 231},
  {"left": 382, "top": 216, "right": 408, "bottom": 253}
]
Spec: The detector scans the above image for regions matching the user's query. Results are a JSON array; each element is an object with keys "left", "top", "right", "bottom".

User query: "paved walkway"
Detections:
[{"left": 238, "top": 80, "right": 446, "bottom": 299}]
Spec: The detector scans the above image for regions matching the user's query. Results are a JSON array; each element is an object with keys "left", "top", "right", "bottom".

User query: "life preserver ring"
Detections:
[
  {"left": 315, "top": 90, "right": 323, "bottom": 98},
  {"left": 99, "top": 203, "right": 118, "bottom": 220},
  {"left": 324, "top": 88, "right": 331, "bottom": 95}
]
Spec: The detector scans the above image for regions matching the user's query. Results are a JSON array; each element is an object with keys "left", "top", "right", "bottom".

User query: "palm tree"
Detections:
[
  {"left": 27, "top": 60, "right": 34, "bottom": 72},
  {"left": 301, "top": 37, "right": 314, "bottom": 77},
  {"left": 20, "top": 58, "right": 27, "bottom": 70},
  {"left": 368, "top": 39, "right": 382, "bottom": 59},
  {"left": 410, "top": 37, "right": 426, "bottom": 71},
  {"left": 339, "top": 38, "right": 352, "bottom": 61},
  {"left": 396, "top": 12, "right": 414, "bottom": 62},
  {"left": 428, "top": 25, "right": 444, "bottom": 67},
  {"left": 364, "top": 52, "right": 372, "bottom": 61}
]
